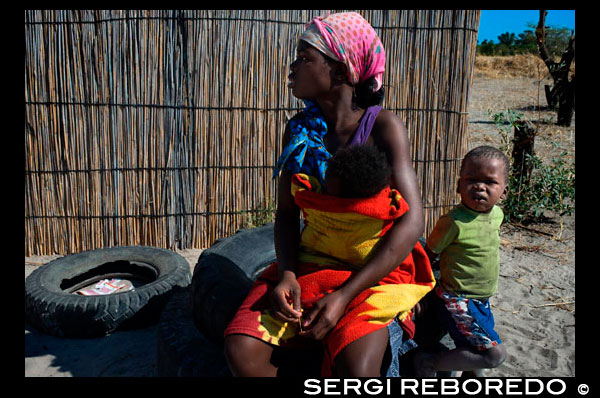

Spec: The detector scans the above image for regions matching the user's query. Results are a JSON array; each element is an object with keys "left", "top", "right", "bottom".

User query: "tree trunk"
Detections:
[
  {"left": 557, "top": 75, "right": 575, "bottom": 127},
  {"left": 544, "top": 84, "right": 558, "bottom": 109},
  {"left": 536, "top": 10, "right": 575, "bottom": 126},
  {"left": 511, "top": 120, "right": 536, "bottom": 183}
]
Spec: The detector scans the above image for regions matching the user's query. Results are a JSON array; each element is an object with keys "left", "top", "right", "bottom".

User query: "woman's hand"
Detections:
[
  {"left": 270, "top": 270, "right": 303, "bottom": 322},
  {"left": 299, "top": 290, "right": 351, "bottom": 340}
]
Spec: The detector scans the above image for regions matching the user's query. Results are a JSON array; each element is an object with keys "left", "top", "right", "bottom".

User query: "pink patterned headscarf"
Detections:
[{"left": 299, "top": 12, "right": 386, "bottom": 93}]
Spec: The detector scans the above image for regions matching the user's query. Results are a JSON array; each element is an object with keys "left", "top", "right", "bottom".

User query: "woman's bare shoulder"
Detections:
[
  {"left": 371, "top": 108, "right": 409, "bottom": 153},
  {"left": 373, "top": 108, "right": 407, "bottom": 133}
]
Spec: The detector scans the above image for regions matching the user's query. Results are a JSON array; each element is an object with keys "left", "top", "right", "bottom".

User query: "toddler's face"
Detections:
[{"left": 458, "top": 157, "right": 507, "bottom": 213}]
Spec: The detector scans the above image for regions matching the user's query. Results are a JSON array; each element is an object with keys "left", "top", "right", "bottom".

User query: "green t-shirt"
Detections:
[{"left": 426, "top": 203, "right": 503, "bottom": 299}]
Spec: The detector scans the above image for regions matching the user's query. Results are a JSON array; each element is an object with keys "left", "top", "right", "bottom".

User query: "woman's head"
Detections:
[
  {"left": 292, "top": 12, "right": 386, "bottom": 108},
  {"left": 299, "top": 12, "right": 385, "bottom": 91}
]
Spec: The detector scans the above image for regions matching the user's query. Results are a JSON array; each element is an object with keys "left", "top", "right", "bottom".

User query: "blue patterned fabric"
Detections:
[
  {"left": 273, "top": 100, "right": 332, "bottom": 185},
  {"left": 385, "top": 318, "right": 418, "bottom": 377}
]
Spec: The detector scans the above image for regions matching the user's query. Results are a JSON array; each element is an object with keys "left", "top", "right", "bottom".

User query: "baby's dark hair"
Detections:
[
  {"left": 461, "top": 145, "right": 510, "bottom": 181},
  {"left": 327, "top": 145, "right": 391, "bottom": 198}
]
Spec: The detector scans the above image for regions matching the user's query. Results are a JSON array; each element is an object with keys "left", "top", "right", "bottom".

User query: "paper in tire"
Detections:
[{"left": 25, "top": 246, "right": 191, "bottom": 338}]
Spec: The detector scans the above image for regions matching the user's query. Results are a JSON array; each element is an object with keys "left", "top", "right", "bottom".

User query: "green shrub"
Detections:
[
  {"left": 241, "top": 199, "right": 275, "bottom": 229},
  {"left": 488, "top": 110, "right": 575, "bottom": 223},
  {"left": 503, "top": 152, "right": 575, "bottom": 223},
  {"left": 488, "top": 109, "right": 523, "bottom": 156}
]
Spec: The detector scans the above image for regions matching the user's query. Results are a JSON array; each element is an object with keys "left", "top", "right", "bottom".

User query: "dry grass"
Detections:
[
  {"left": 467, "top": 74, "right": 575, "bottom": 168},
  {"left": 474, "top": 54, "right": 575, "bottom": 79},
  {"left": 469, "top": 55, "right": 575, "bottom": 163}
]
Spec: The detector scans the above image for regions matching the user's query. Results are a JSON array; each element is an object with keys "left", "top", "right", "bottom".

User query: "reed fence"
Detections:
[{"left": 25, "top": 10, "right": 480, "bottom": 256}]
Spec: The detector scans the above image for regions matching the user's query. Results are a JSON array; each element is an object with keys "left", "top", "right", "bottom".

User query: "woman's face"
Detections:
[{"left": 288, "top": 41, "right": 335, "bottom": 100}]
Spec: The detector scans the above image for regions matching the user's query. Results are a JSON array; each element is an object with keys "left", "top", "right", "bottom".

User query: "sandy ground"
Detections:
[
  {"left": 466, "top": 75, "right": 575, "bottom": 377},
  {"left": 25, "top": 76, "right": 575, "bottom": 378}
]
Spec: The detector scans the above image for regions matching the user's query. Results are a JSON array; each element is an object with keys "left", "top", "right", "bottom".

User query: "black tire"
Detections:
[
  {"left": 156, "top": 285, "right": 231, "bottom": 376},
  {"left": 25, "top": 246, "right": 191, "bottom": 338},
  {"left": 191, "top": 223, "right": 279, "bottom": 344}
]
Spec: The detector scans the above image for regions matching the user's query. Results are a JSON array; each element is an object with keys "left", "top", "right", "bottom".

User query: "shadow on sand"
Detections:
[{"left": 25, "top": 322, "right": 158, "bottom": 377}]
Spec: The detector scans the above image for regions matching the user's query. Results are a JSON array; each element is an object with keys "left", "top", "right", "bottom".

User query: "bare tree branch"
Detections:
[{"left": 535, "top": 10, "right": 552, "bottom": 66}]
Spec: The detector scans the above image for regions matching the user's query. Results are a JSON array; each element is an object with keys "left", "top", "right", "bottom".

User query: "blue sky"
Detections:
[{"left": 478, "top": 10, "right": 575, "bottom": 43}]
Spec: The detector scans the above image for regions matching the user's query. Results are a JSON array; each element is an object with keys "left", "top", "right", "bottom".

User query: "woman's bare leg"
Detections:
[
  {"left": 224, "top": 334, "right": 278, "bottom": 377},
  {"left": 334, "top": 327, "right": 389, "bottom": 377}
]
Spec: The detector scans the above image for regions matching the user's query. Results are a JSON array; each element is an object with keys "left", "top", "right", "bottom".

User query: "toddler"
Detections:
[{"left": 415, "top": 145, "right": 509, "bottom": 376}]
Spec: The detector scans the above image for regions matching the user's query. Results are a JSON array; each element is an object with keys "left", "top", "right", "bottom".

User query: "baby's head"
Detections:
[
  {"left": 325, "top": 145, "right": 391, "bottom": 198},
  {"left": 458, "top": 146, "right": 510, "bottom": 213}
]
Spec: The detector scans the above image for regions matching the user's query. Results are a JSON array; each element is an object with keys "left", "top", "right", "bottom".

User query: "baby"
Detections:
[
  {"left": 415, "top": 145, "right": 509, "bottom": 376},
  {"left": 324, "top": 144, "right": 391, "bottom": 198}
]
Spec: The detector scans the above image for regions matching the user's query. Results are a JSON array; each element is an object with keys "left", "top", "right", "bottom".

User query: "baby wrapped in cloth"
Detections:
[{"left": 224, "top": 172, "right": 435, "bottom": 375}]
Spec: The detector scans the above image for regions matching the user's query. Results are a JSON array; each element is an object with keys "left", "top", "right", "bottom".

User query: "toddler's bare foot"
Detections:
[{"left": 462, "top": 369, "right": 486, "bottom": 377}]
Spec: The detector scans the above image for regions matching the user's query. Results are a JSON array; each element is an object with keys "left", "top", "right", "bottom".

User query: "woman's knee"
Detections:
[
  {"left": 224, "top": 334, "right": 245, "bottom": 363},
  {"left": 335, "top": 328, "right": 389, "bottom": 377},
  {"left": 224, "top": 334, "right": 276, "bottom": 376},
  {"left": 224, "top": 335, "right": 246, "bottom": 372}
]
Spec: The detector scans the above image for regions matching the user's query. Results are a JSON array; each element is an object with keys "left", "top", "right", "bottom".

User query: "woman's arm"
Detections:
[
  {"left": 271, "top": 122, "right": 303, "bottom": 322},
  {"left": 300, "top": 110, "right": 424, "bottom": 339},
  {"left": 340, "top": 110, "right": 425, "bottom": 297}
]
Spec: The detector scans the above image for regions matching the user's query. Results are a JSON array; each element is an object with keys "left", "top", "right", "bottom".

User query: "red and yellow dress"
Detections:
[{"left": 224, "top": 173, "right": 435, "bottom": 375}]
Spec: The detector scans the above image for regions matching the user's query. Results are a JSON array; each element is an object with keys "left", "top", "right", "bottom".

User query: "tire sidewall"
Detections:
[
  {"left": 25, "top": 246, "right": 191, "bottom": 337},
  {"left": 28, "top": 246, "right": 187, "bottom": 296}
]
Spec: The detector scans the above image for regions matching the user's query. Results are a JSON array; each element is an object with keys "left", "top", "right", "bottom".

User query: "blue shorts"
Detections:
[{"left": 433, "top": 286, "right": 501, "bottom": 351}]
